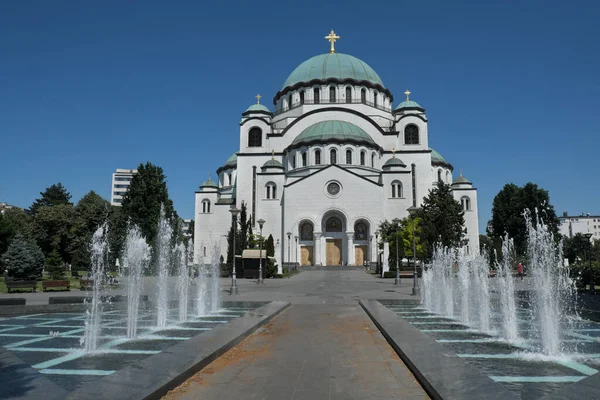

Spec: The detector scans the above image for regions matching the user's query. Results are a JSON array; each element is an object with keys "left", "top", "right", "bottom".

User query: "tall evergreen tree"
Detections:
[
  {"left": 121, "top": 162, "right": 178, "bottom": 247},
  {"left": 239, "top": 202, "right": 251, "bottom": 252},
  {"left": 70, "top": 191, "right": 110, "bottom": 270},
  {"left": 265, "top": 234, "right": 275, "bottom": 257},
  {"left": 2, "top": 233, "right": 44, "bottom": 281},
  {"left": 0, "top": 208, "right": 31, "bottom": 256},
  {"left": 31, "top": 204, "right": 75, "bottom": 262},
  {"left": 45, "top": 249, "right": 65, "bottom": 280},
  {"left": 30, "top": 183, "right": 72, "bottom": 214}
]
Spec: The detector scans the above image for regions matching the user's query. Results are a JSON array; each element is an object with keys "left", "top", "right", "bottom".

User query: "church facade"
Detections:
[{"left": 194, "top": 31, "right": 479, "bottom": 271}]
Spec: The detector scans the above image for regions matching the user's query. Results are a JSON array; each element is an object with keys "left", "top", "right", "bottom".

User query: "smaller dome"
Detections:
[
  {"left": 291, "top": 120, "right": 376, "bottom": 148},
  {"left": 394, "top": 100, "right": 423, "bottom": 111},
  {"left": 262, "top": 159, "right": 284, "bottom": 169},
  {"left": 224, "top": 153, "right": 237, "bottom": 168},
  {"left": 430, "top": 148, "right": 446, "bottom": 163},
  {"left": 453, "top": 174, "right": 472, "bottom": 185},
  {"left": 383, "top": 157, "right": 406, "bottom": 168},
  {"left": 245, "top": 103, "right": 271, "bottom": 113},
  {"left": 200, "top": 176, "right": 218, "bottom": 189}
]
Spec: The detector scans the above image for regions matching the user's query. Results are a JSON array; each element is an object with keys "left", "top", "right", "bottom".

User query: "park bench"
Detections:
[
  {"left": 6, "top": 280, "right": 37, "bottom": 293},
  {"left": 42, "top": 280, "right": 71, "bottom": 292},
  {"left": 399, "top": 271, "right": 415, "bottom": 278}
]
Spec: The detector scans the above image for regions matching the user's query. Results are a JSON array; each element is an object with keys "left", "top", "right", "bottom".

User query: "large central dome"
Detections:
[{"left": 282, "top": 53, "right": 384, "bottom": 90}]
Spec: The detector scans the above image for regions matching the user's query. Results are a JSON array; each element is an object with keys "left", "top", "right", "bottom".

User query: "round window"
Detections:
[{"left": 327, "top": 182, "right": 341, "bottom": 196}]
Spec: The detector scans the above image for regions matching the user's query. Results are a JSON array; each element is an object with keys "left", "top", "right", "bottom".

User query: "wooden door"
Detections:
[
  {"left": 355, "top": 245, "right": 367, "bottom": 266},
  {"left": 326, "top": 239, "right": 342, "bottom": 265},
  {"left": 300, "top": 246, "right": 313, "bottom": 266}
]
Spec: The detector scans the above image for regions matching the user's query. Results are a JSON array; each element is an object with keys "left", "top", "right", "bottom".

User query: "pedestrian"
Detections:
[{"left": 517, "top": 263, "right": 524, "bottom": 280}]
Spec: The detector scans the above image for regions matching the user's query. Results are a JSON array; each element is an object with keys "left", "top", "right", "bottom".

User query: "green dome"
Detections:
[
  {"left": 200, "top": 176, "right": 218, "bottom": 188},
  {"left": 262, "top": 159, "right": 284, "bottom": 169},
  {"left": 383, "top": 156, "right": 406, "bottom": 168},
  {"left": 430, "top": 148, "right": 446, "bottom": 163},
  {"left": 245, "top": 103, "right": 271, "bottom": 113},
  {"left": 394, "top": 100, "right": 423, "bottom": 111},
  {"left": 282, "top": 53, "right": 384, "bottom": 90},
  {"left": 224, "top": 153, "right": 237, "bottom": 168},
  {"left": 453, "top": 175, "right": 472, "bottom": 185},
  {"left": 291, "top": 120, "right": 376, "bottom": 147}
]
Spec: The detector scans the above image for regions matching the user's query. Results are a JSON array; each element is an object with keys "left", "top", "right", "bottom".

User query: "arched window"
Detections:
[
  {"left": 288, "top": 94, "right": 293, "bottom": 109},
  {"left": 330, "top": 149, "right": 337, "bottom": 165},
  {"left": 361, "top": 88, "right": 366, "bottom": 104},
  {"left": 302, "top": 152, "right": 307, "bottom": 167},
  {"left": 360, "top": 151, "right": 366, "bottom": 166},
  {"left": 291, "top": 154, "right": 296, "bottom": 169},
  {"left": 266, "top": 182, "right": 277, "bottom": 199},
  {"left": 461, "top": 196, "right": 471, "bottom": 211},
  {"left": 330, "top": 86, "right": 336, "bottom": 103},
  {"left": 300, "top": 222, "right": 313, "bottom": 241},
  {"left": 202, "top": 199, "right": 211, "bottom": 213},
  {"left": 391, "top": 181, "right": 402, "bottom": 198},
  {"left": 346, "top": 87, "right": 352, "bottom": 103},
  {"left": 346, "top": 149, "right": 352, "bottom": 164},
  {"left": 404, "top": 125, "right": 419, "bottom": 145},
  {"left": 374, "top": 92, "right": 378, "bottom": 108},
  {"left": 354, "top": 221, "right": 368, "bottom": 240},
  {"left": 437, "top": 170, "right": 442, "bottom": 182},
  {"left": 228, "top": 173, "right": 232, "bottom": 186},
  {"left": 315, "top": 149, "right": 321, "bottom": 165},
  {"left": 371, "top": 152, "right": 376, "bottom": 167},
  {"left": 446, "top": 171, "right": 450, "bottom": 183},
  {"left": 203, "top": 247, "right": 206, "bottom": 256},
  {"left": 314, "top": 88, "right": 320, "bottom": 104},
  {"left": 299, "top": 90, "right": 304, "bottom": 105},
  {"left": 248, "top": 127, "right": 262, "bottom": 147},
  {"left": 326, "top": 217, "right": 342, "bottom": 232}
]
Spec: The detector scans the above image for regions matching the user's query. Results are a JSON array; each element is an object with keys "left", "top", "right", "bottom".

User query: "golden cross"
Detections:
[
  {"left": 256, "top": 94, "right": 262, "bottom": 104},
  {"left": 460, "top": 168, "right": 463, "bottom": 177},
  {"left": 392, "top": 147, "right": 396, "bottom": 157},
  {"left": 325, "top": 29, "right": 340, "bottom": 53},
  {"left": 271, "top": 150, "right": 275, "bottom": 160},
  {"left": 404, "top": 89, "right": 411, "bottom": 102}
]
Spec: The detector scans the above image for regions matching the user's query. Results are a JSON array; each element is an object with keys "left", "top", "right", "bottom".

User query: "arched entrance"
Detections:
[
  {"left": 298, "top": 220, "right": 314, "bottom": 266},
  {"left": 353, "top": 219, "right": 370, "bottom": 266},
  {"left": 321, "top": 211, "right": 347, "bottom": 266}
]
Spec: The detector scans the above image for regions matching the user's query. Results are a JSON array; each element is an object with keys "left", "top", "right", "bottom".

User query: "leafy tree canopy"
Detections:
[
  {"left": 70, "top": 191, "right": 110, "bottom": 270},
  {"left": 489, "top": 182, "right": 559, "bottom": 254},
  {"left": 2, "top": 233, "right": 44, "bottom": 281},
  {"left": 31, "top": 204, "right": 74, "bottom": 262},
  {"left": 30, "top": 183, "right": 72, "bottom": 214},
  {"left": 0, "top": 208, "right": 32, "bottom": 256}
]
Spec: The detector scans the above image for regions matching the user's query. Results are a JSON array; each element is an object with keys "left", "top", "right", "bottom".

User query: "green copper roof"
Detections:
[
  {"left": 262, "top": 159, "right": 284, "bottom": 169},
  {"left": 430, "top": 148, "right": 446, "bottom": 163},
  {"left": 292, "top": 120, "right": 375, "bottom": 147},
  {"left": 453, "top": 175, "right": 472, "bottom": 185},
  {"left": 200, "top": 176, "right": 218, "bottom": 188},
  {"left": 282, "top": 53, "right": 384, "bottom": 90},
  {"left": 394, "top": 100, "right": 423, "bottom": 110},
  {"left": 224, "top": 153, "right": 237, "bottom": 168},
  {"left": 383, "top": 157, "right": 406, "bottom": 168},
  {"left": 245, "top": 103, "right": 271, "bottom": 113}
]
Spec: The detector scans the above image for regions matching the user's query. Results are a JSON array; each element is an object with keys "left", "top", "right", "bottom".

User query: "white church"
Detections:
[{"left": 194, "top": 31, "right": 479, "bottom": 272}]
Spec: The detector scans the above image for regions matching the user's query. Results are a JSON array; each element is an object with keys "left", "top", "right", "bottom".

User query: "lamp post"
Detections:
[
  {"left": 392, "top": 218, "right": 401, "bottom": 285},
  {"left": 286, "top": 232, "right": 292, "bottom": 272},
  {"left": 375, "top": 231, "right": 379, "bottom": 274},
  {"left": 257, "top": 218, "right": 265, "bottom": 284},
  {"left": 407, "top": 206, "right": 420, "bottom": 296},
  {"left": 369, "top": 235, "right": 373, "bottom": 270},
  {"left": 229, "top": 207, "right": 240, "bottom": 295},
  {"left": 584, "top": 233, "right": 594, "bottom": 294},
  {"left": 294, "top": 235, "right": 298, "bottom": 265}
]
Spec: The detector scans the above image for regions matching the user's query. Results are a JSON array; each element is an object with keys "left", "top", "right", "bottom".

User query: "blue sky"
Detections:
[{"left": 1, "top": 1, "right": 599, "bottom": 233}]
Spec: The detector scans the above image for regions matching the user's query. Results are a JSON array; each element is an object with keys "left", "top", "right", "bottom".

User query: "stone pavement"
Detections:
[{"left": 163, "top": 270, "right": 428, "bottom": 400}]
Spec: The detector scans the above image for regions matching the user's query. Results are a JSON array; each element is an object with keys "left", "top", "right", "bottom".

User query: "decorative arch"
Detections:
[
  {"left": 265, "top": 181, "right": 277, "bottom": 199},
  {"left": 329, "top": 86, "right": 336, "bottom": 102},
  {"left": 345, "top": 86, "right": 352, "bottom": 103},
  {"left": 248, "top": 127, "right": 262, "bottom": 147},
  {"left": 461, "top": 196, "right": 471, "bottom": 211},
  {"left": 320, "top": 209, "right": 348, "bottom": 234},
  {"left": 354, "top": 220, "right": 370, "bottom": 241},
  {"left": 404, "top": 124, "right": 419, "bottom": 145},
  {"left": 299, "top": 221, "right": 314, "bottom": 241},
  {"left": 201, "top": 199, "right": 211, "bottom": 213},
  {"left": 391, "top": 180, "right": 402, "bottom": 198},
  {"left": 345, "top": 148, "right": 353, "bottom": 164}
]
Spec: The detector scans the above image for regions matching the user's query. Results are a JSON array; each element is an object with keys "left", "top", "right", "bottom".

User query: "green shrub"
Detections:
[
  {"left": 2, "top": 234, "right": 44, "bottom": 281},
  {"left": 265, "top": 259, "right": 277, "bottom": 278},
  {"left": 46, "top": 249, "right": 65, "bottom": 280}
]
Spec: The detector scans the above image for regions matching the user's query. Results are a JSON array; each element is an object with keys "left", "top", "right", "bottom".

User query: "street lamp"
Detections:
[
  {"left": 407, "top": 206, "right": 420, "bottom": 296},
  {"left": 375, "top": 231, "right": 379, "bottom": 274},
  {"left": 257, "top": 218, "right": 265, "bottom": 284},
  {"left": 294, "top": 235, "right": 298, "bottom": 265},
  {"left": 229, "top": 207, "right": 240, "bottom": 295},
  {"left": 584, "top": 232, "right": 594, "bottom": 293},
  {"left": 286, "top": 232, "right": 292, "bottom": 272},
  {"left": 392, "top": 218, "right": 401, "bottom": 285}
]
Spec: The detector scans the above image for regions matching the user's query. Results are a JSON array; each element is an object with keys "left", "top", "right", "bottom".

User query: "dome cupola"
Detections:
[
  {"left": 290, "top": 120, "right": 377, "bottom": 150},
  {"left": 394, "top": 90, "right": 425, "bottom": 113},
  {"left": 382, "top": 150, "right": 406, "bottom": 169},
  {"left": 242, "top": 94, "right": 272, "bottom": 116},
  {"left": 199, "top": 175, "right": 218, "bottom": 189}
]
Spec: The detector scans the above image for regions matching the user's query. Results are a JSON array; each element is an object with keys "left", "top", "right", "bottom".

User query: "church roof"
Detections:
[
  {"left": 224, "top": 153, "right": 237, "bottom": 168},
  {"left": 262, "top": 159, "right": 284, "bottom": 169},
  {"left": 245, "top": 103, "right": 271, "bottom": 113},
  {"left": 394, "top": 100, "right": 424, "bottom": 111},
  {"left": 282, "top": 53, "right": 384, "bottom": 90},
  {"left": 453, "top": 174, "right": 472, "bottom": 185},
  {"left": 200, "top": 176, "right": 218, "bottom": 188},
  {"left": 383, "top": 156, "right": 406, "bottom": 168},
  {"left": 291, "top": 120, "right": 376, "bottom": 148},
  {"left": 430, "top": 147, "right": 454, "bottom": 171}
]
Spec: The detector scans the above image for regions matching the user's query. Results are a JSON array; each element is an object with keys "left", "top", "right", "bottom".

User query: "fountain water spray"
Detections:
[
  {"left": 471, "top": 249, "right": 491, "bottom": 332},
  {"left": 82, "top": 224, "right": 109, "bottom": 351},
  {"left": 156, "top": 206, "right": 173, "bottom": 328},
  {"left": 496, "top": 234, "right": 519, "bottom": 341},
  {"left": 176, "top": 243, "right": 190, "bottom": 322},
  {"left": 195, "top": 243, "right": 208, "bottom": 316},
  {"left": 210, "top": 242, "right": 221, "bottom": 312},
  {"left": 124, "top": 225, "right": 150, "bottom": 338}
]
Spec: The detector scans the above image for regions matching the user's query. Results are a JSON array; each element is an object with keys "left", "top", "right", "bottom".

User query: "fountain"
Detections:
[
  {"left": 176, "top": 243, "right": 190, "bottom": 322},
  {"left": 155, "top": 206, "right": 173, "bottom": 328},
  {"left": 196, "top": 244, "right": 209, "bottom": 316},
  {"left": 496, "top": 234, "right": 519, "bottom": 341},
  {"left": 210, "top": 242, "right": 221, "bottom": 312},
  {"left": 81, "top": 224, "right": 109, "bottom": 351},
  {"left": 124, "top": 225, "right": 150, "bottom": 338}
]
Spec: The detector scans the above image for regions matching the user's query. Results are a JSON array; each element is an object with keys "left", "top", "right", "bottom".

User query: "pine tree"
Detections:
[
  {"left": 46, "top": 249, "right": 65, "bottom": 280},
  {"left": 30, "top": 183, "right": 72, "bottom": 214},
  {"left": 2, "top": 234, "right": 44, "bottom": 281}
]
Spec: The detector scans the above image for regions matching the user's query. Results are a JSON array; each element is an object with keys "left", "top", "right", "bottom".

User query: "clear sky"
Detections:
[{"left": 1, "top": 1, "right": 599, "bottom": 233}]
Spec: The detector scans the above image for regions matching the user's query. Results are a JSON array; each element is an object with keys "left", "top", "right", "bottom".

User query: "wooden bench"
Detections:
[
  {"left": 399, "top": 271, "right": 415, "bottom": 278},
  {"left": 42, "top": 280, "right": 71, "bottom": 292},
  {"left": 6, "top": 280, "right": 37, "bottom": 293}
]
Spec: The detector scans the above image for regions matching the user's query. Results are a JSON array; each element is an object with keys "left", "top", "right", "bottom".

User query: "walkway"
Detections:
[{"left": 164, "top": 270, "right": 428, "bottom": 400}]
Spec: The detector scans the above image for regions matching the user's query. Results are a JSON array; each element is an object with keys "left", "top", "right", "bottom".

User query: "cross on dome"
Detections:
[
  {"left": 256, "top": 94, "right": 262, "bottom": 104},
  {"left": 271, "top": 150, "right": 275, "bottom": 160},
  {"left": 404, "top": 89, "right": 411, "bottom": 101},
  {"left": 325, "top": 30, "right": 340, "bottom": 54},
  {"left": 392, "top": 147, "right": 396, "bottom": 158}
]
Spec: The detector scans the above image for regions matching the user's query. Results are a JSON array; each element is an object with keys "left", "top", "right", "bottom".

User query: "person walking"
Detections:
[{"left": 517, "top": 263, "right": 524, "bottom": 281}]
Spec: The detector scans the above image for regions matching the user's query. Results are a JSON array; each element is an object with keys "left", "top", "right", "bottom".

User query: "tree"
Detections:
[
  {"left": 2, "top": 233, "right": 44, "bottom": 281},
  {"left": 378, "top": 219, "right": 404, "bottom": 271},
  {"left": 121, "top": 162, "right": 177, "bottom": 248},
  {"left": 70, "top": 191, "right": 110, "bottom": 271},
  {"left": 563, "top": 233, "right": 590, "bottom": 264},
  {"left": 107, "top": 205, "right": 127, "bottom": 270},
  {"left": 264, "top": 234, "right": 277, "bottom": 277},
  {"left": 30, "top": 183, "right": 72, "bottom": 214},
  {"left": 489, "top": 182, "right": 559, "bottom": 255},
  {"left": 401, "top": 217, "right": 426, "bottom": 261},
  {"left": 31, "top": 204, "right": 75, "bottom": 262},
  {"left": 265, "top": 234, "right": 275, "bottom": 257},
  {"left": 417, "top": 181, "right": 465, "bottom": 259},
  {"left": 239, "top": 202, "right": 252, "bottom": 251},
  {"left": 0, "top": 208, "right": 32, "bottom": 256},
  {"left": 45, "top": 249, "right": 65, "bottom": 280}
]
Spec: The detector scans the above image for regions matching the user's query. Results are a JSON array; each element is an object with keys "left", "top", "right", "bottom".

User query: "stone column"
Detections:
[
  {"left": 314, "top": 232, "right": 322, "bottom": 266},
  {"left": 346, "top": 232, "right": 354, "bottom": 266}
]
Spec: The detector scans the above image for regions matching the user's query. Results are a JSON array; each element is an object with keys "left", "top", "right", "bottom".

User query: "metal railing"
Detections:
[{"left": 273, "top": 98, "right": 392, "bottom": 116}]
